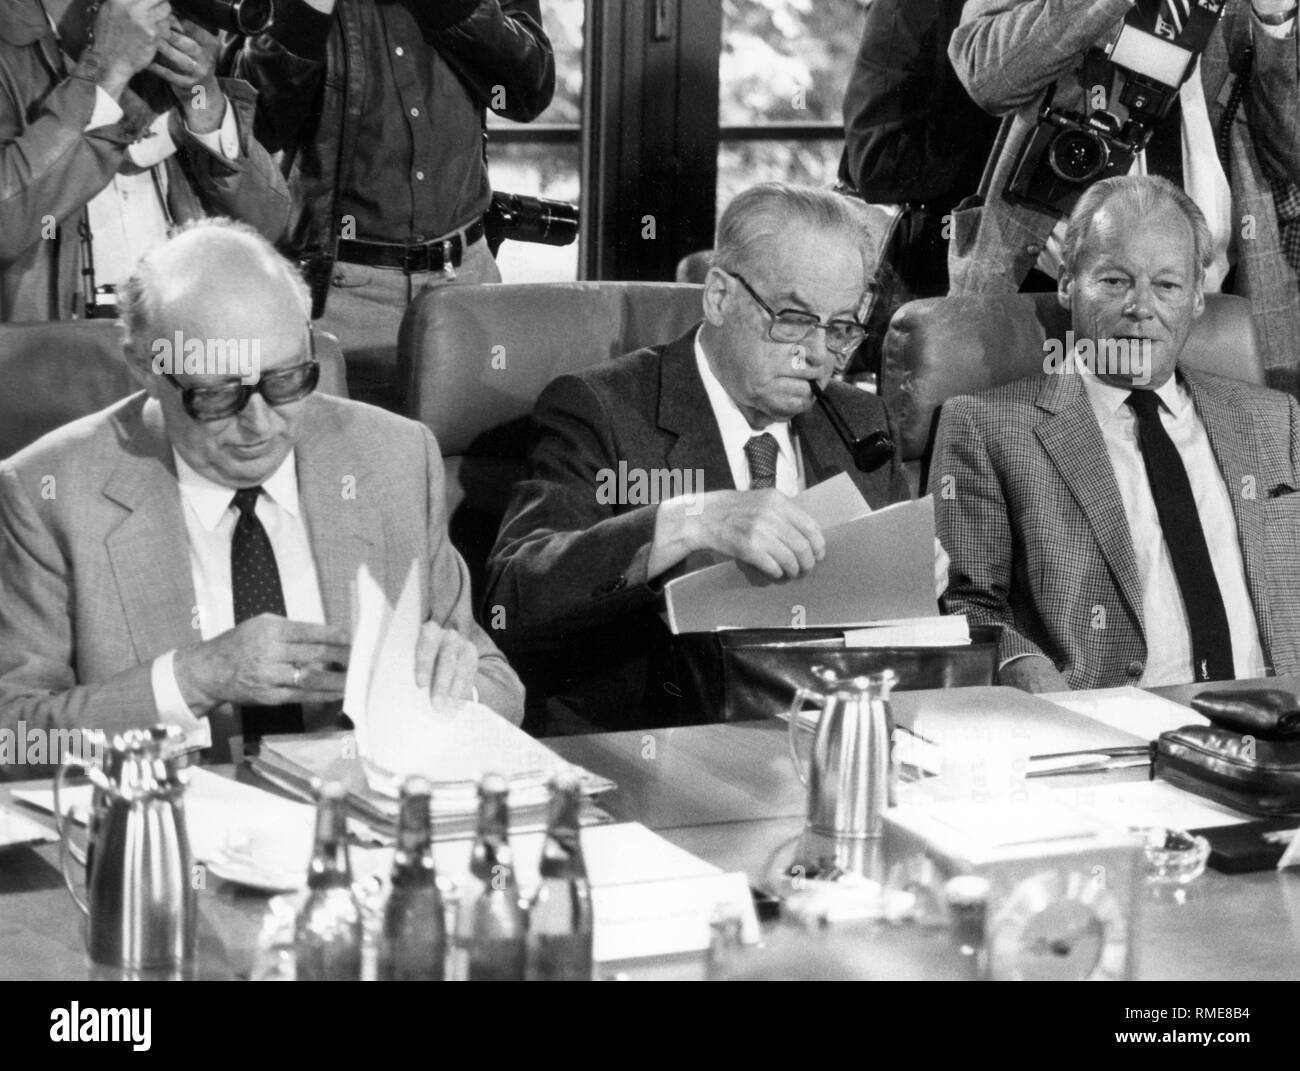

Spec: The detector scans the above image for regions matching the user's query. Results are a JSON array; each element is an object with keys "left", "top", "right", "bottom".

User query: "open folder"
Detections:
[{"left": 663, "top": 477, "right": 938, "bottom": 634}]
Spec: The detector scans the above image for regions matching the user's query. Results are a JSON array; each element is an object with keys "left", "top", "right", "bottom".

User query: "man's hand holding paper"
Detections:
[{"left": 415, "top": 620, "right": 480, "bottom": 703}]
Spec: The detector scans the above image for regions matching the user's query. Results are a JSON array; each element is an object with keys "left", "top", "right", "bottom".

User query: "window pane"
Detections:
[
  {"left": 488, "top": 142, "right": 581, "bottom": 282},
  {"left": 484, "top": 0, "right": 583, "bottom": 280},
  {"left": 719, "top": 0, "right": 866, "bottom": 126},
  {"left": 487, "top": 0, "right": 583, "bottom": 127},
  {"left": 717, "top": 139, "right": 843, "bottom": 218}
]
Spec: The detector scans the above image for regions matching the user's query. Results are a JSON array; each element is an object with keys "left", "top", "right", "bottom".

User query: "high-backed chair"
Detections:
[
  {"left": 398, "top": 281, "right": 705, "bottom": 599},
  {"left": 881, "top": 292, "right": 1265, "bottom": 487},
  {"left": 0, "top": 320, "right": 349, "bottom": 460}
]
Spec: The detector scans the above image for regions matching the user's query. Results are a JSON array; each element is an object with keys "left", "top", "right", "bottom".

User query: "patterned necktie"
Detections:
[
  {"left": 231, "top": 487, "right": 304, "bottom": 739},
  {"left": 1124, "top": 391, "right": 1234, "bottom": 682},
  {"left": 744, "top": 433, "right": 779, "bottom": 490}
]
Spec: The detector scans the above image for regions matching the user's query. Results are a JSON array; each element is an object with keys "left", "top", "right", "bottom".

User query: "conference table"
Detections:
[{"left": 2, "top": 677, "right": 1299, "bottom": 981}]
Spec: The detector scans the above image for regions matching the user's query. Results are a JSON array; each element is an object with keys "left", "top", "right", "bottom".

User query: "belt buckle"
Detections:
[
  {"left": 401, "top": 242, "right": 428, "bottom": 275},
  {"left": 439, "top": 238, "right": 457, "bottom": 280}
]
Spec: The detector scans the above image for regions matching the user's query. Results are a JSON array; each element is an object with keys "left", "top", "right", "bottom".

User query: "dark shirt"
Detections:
[{"left": 341, "top": 0, "right": 490, "bottom": 242}]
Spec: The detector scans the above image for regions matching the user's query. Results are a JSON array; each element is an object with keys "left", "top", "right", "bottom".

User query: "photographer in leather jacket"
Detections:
[{"left": 225, "top": 0, "right": 555, "bottom": 408}]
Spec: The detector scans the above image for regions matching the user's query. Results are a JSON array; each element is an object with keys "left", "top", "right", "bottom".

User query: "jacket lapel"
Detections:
[
  {"left": 659, "top": 329, "right": 735, "bottom": 491},
  {"left": 103, "top": 402, "right": 199, "bottom": 663},
  {"left": 295, "top": 405, "right": 381, "bottom": 630},
  {"left": 1033, "top": 374, "right": 1146, "bottom": 629},
  {"left": 1184, "top": 370, "right": 1275, "bottom": 658}
]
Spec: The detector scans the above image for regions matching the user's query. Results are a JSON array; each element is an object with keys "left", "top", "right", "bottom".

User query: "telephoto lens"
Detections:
[{"left": 173, "top": 0, "right": 273, "bottom": 35}]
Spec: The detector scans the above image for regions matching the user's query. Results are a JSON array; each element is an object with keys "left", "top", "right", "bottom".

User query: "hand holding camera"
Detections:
[
  {"left": 149, "top": 15, "right": 225, "bottom": 132},
  {"left": 89, "top": 0, "right": 172, "bottom": 101}
]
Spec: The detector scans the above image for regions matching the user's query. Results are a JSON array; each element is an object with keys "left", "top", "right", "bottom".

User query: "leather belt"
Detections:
[{"left": 336, "top": 217, "right": 485, "bottom": 274}]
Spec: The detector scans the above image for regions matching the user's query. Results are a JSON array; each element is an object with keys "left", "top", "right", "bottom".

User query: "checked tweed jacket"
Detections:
[{"left": 929, "top": 367, "right": 1300, "bottom": 688}]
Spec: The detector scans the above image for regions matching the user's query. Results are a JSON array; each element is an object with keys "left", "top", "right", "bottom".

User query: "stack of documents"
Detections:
[
  {"left": 316, "top": 559, "right": 613, "bottom": 833},
  {"left": 249, "top": 732, "right": 613, "bottom": 840},
  {"left": 663, "top": 477, "right": 938, "bottom": 633}
]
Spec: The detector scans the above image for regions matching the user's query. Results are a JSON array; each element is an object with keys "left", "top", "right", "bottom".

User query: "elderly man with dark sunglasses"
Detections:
[
  {"left": 485, "top": 182, "right": 916, "bottom": 734},
  {"left": 0, "top": 218, "right": 523, "bottom": 770}
]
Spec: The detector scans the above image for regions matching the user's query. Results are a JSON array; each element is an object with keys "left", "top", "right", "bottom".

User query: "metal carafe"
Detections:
[
  {"left": 788, "top": 667, "right": 897, "bottom": 878},
  {"left": 55, "top": 726, "right": 196, "bottom": 969}
]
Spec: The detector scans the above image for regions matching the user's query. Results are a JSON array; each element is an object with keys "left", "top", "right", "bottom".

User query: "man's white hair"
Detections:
[{"left": 117, "top": 217, "right": 310, "bottom": 368}]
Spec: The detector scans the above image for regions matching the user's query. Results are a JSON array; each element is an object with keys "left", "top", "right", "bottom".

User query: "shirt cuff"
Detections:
[
  {"left": 185, "top": 95, "right": 240, "bottom": 160},
  {"left": 87, "top": 86, "right": 124, "bottom": 131},
  {"left": 151, "top": 650, "right": 213, "bottom": 751}
]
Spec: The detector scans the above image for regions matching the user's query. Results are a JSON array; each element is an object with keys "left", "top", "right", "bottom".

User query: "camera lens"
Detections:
[{"left": 1048, "top": 129, "right": 1110, "bottom": 184}]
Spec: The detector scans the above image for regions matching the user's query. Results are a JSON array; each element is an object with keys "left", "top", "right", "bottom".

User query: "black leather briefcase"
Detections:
[
  {"left": 1154, "top": 689, "right": 1300, "bottom": 817},
  {"left": 671, "top": 624, "right": 1000, "bottom": 723}
]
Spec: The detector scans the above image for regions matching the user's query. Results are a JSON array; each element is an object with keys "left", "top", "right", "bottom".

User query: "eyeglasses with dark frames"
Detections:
[
  {"left": 161, "top": 323, "right": 320, "bottom": 422},
  {"left": 723, "top": 270, "right": 871, "bottom": 356}
]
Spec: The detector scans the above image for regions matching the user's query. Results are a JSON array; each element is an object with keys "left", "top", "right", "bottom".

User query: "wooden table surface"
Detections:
[{"left": 5, "top": 682, "right": 1300, "bottom": 981}]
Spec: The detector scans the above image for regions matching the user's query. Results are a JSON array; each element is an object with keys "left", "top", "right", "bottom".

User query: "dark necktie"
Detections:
[
  {"left": 1124, "top": 391, "right": 1234, "bottom": 682},
  {"left": 231, "top": 487, "right": 304, "bottom": 739},
  {"left": 744, "top": 433, "right": 779, "bottom": 490}
]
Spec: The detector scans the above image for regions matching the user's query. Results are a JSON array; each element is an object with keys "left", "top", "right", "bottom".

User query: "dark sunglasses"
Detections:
[{"left": 162, "top": 325, "right": 319, "bottom": 422}]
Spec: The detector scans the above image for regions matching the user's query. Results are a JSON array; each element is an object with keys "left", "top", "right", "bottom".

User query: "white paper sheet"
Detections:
[
  {"left": 0, "top": 804, "right": 57, "bottom": 848},
  {"left": 1051, "top": 779, "right": 1252, "bottom": 831},
  {"left": 1040, "top": 687, "right": 1207, "bottom": 742},
  {"left": 14, "top": 767, "right": 317, "bottom": 873},
  {"left": 351, "top": 822, "right": 757, "bottom": 962},
  {"left": 343, "top": 560, "right": 578, "bottom": 791},
  {"left": 663, "top": 495, "right": 938, "bottom": 633}
]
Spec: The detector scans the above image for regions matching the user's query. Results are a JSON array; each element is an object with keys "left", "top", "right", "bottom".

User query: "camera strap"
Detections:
[{"left": 1131, "top": 0, "right": 1223, "bottom": 57}]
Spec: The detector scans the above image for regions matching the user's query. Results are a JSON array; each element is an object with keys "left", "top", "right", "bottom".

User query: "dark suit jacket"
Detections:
[
  {"left": 0, "top": 392, "right": 524, "bottom": 773},
  {"left": 485, "top": 328, "right": 912, "bottom": 731},
  {"left": 930, "top": 367, "right": 1300, "bottom": 689}
]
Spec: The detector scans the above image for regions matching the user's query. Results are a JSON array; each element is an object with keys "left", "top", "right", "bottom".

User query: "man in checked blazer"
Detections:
[
  {"left": 0, "top": 219, "right": 522, "bottom": 772},
  {"left": 946, "top": 0, "right": 1300, "bottom": 395},
  {"left": 932, "top": 175, "right": 1300, "bottom": 693},
  {"left": 487, "top": 184, "right": 914, "bottom": 732}
]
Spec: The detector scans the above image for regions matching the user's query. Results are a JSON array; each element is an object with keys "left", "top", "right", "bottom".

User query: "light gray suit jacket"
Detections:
[
  {"left": 947, "top": 0, "right": 1300, "bottom": 393},
  {"left": 0, "top": 392, "right": 524, "bottom": 767},
  {"left": 929, "top": 367, "right": 1300, "bottom": 688}
]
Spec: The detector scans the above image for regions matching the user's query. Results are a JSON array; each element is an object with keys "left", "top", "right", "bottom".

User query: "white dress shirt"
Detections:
[
  {"left": 694, "top": 332, "right": 805, "bottom": 495},
  {"left": 1078, "top": 364, "right": 1267, "bottom": 684},
  {"left": 151, "top": 450, "right": 327, "bottom": 745},
  {"left": 84, "top": 87, "right": 240, "bottom": 290}
]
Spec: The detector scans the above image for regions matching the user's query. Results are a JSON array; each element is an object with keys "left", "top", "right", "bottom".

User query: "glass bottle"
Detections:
[
  {"left": 378, "top": 775, "right": 446, "bottom": 980},
  {"left": 526, "top": 774, "right": 594, "bottom": 981},
  {"left": 294, "top": 782, "right": 363, "bottom": 980},
  {"left": 457, "top": 774, "right": 527, "bottom": 981}
]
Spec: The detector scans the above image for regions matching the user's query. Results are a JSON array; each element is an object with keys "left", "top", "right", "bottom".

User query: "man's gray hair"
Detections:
[
  {"left": 1061, "top": 175, "right": 1213, "bottom": 279},
  {"left": 712, "top": 181, "right": 880, "bottom": 277},
  {"left": 118, "top": 217, "right": 311, "bottom": 367}
]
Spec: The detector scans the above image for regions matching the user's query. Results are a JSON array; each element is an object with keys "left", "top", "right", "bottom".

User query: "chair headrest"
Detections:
[
  {"left": 881, "top": 292, "right": 1264, "bottom": 461},
  {"left": 0, "top": 321, "right": 348, "bottom": 460},
  {"left": 399, "top": 282, "right": 704, "bottom": 456}
]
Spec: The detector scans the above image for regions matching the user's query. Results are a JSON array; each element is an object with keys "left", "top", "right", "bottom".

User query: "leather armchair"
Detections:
[
  {"left": 397, "top": 281, "right": 705, "bottom": 598},
  {"left": 881, "top": 292, "right": 1265, "bottom": 486},
  {"left": 0, "top": 320, "right": 349, "bottom": 459}
]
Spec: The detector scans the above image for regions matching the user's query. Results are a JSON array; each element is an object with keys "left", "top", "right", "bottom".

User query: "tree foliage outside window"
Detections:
[{"left": 718, "top": 0, "right": 866, "bottom": 213}]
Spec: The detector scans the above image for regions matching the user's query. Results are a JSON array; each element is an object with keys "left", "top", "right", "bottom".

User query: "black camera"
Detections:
[
  {"left": 1005, "top": 103, "right": 1146, "bottom": 217},
  {"left": 173, "top": 0, "right": 273, "bottom": 35},
  {"left": 484, "top": 192, "right": 579, "bottom": 252}
]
